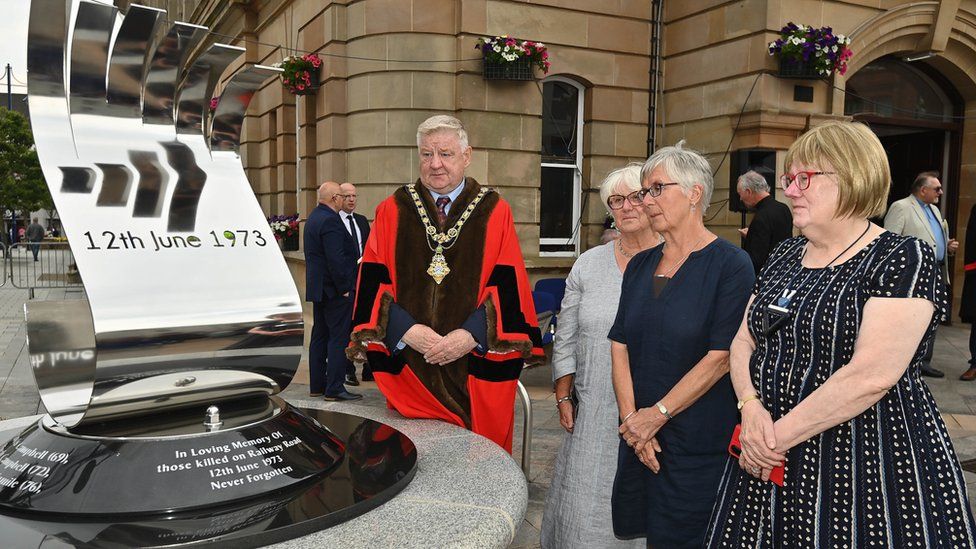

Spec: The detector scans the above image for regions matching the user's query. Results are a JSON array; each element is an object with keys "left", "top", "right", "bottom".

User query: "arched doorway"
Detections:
[{"left": 844, "top": 57, "right": 963, "bottom": 228}]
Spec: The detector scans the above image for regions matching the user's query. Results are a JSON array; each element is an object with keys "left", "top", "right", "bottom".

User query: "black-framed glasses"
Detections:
[
  {"left": 638, "top": 182, "right": 680, "bottom": 200},
  {"left": 779, "top": 171, "right": 836, "bottom": 191}
]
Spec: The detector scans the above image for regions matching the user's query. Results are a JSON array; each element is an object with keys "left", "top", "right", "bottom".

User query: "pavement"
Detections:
[{"left": 2, "top": 252, "right": 976, "bottom": 547}]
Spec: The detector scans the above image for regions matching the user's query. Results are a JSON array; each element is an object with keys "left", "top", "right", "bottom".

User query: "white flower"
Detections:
[
  {"left": 791, "top": 37, "right": 802, "bottom": 45},
  {"left": 832, "top": 45, "right": 838, "bottom": 52},
  {"left": 493, "top": 45, "right": 501, "bottom": 53},
  {"left": 768, "top": 41, "right": 776, "bottom": 48},
  {"left": 536, "top": 42, "right": 545, "bottom": 48}
]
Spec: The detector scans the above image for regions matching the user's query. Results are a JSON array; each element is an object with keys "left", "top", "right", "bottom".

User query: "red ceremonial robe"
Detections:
[{"left": 347, "top": 179, "right": 544, "bottom": 452}]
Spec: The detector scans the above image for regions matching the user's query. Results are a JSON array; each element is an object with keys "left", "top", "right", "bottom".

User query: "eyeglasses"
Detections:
[
  {"left": 779, "top": 171, "right": 836, "bottom": 191},
  {"left": 607, "top": 183, "right": 680, "bottom": 209},
  {"left": 928, "top": 186, "right": 944, "bottom": 194}
]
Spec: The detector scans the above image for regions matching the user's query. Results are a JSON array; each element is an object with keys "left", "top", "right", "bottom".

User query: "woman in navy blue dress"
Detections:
[{"left": 609, "top": 141, "right": 754, "bottom": 548}]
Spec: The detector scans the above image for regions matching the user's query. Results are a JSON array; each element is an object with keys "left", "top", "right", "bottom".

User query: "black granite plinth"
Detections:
[{"left": 0, "top": 403, "right": 417, "bottom": 548}]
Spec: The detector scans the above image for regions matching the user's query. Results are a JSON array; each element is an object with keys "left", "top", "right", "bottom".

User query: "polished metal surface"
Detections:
[
  {"left": 144, "top": 21, "right": 207, "bottom": 125},
  {"left": 106, "top": 5, "right": 164, "bottom": 116},
  {"left": 212, "top": 65, "right": 280, "bottom": 152},
  {"left": 26, "top": 0, "right": 296, "bottom": 429}
]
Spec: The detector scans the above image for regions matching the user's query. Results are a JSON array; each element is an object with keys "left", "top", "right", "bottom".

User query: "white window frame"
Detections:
[{"left": 539, "top": 76, "right": 584, "bottom": 257}]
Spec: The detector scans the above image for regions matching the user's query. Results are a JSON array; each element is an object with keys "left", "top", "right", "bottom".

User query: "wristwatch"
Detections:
[
  {"left": 655, "top": 401, "right": 673, "bottom": 421},
  {"left": 737, "top": 394, "right": 761, "bottom": 410}
]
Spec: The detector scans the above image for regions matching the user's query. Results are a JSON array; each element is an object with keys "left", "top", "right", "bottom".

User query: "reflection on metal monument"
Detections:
[{"left": 0, "top": 2, "right": 416, "bottom": 546}]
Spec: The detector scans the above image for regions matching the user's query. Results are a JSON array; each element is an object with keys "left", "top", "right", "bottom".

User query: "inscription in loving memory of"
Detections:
[{"left": 154, "top": 430, "right": 301, "bottom": 491}]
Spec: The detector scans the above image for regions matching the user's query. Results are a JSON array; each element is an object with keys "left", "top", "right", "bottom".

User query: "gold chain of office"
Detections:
[{"left": 406, "top": 185, "right": 492, "bottom": 285}]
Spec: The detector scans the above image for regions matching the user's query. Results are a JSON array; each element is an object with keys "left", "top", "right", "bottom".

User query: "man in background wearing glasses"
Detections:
[{"left": 884, "top": 171, "right": 958, "bottom": 378}]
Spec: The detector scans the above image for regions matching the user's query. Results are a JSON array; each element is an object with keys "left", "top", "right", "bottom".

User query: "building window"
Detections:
[{"left": 539, "top": 77, "right": 583, "bottom": 256}]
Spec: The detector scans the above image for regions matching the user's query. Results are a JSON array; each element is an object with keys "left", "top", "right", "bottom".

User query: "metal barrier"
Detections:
[
  {"left": 517, "top": 380, "right": 533, "bottom": 478},
  {"left": 9, "top": 241, "right": 83, "bottom": 297}
]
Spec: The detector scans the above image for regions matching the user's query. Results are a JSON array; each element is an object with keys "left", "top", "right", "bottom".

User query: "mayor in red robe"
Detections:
[{"left": 347, "top": 115, "right": 543, "bottom": 452}]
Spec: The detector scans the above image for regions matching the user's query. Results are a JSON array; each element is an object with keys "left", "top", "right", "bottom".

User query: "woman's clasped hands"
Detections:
[
  {"left": 620, "top": 408, "right": 667, "bottom": 473},
  {"left": 737, "top": 400, "right": 786, "bottom": 483}
]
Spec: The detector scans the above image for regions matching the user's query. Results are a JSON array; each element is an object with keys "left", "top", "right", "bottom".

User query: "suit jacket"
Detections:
[
  {"left": 884, "top": 195, "right": 950, "bottom": 282},
  {"left": 743, "top": 195, "right": 793, "bottom": 274},
  {"left": 340, "top": 211, "right": 371, "bottom": 256},
  {"left": 304, "top": 204, "right": 358, "bottom": 302}
]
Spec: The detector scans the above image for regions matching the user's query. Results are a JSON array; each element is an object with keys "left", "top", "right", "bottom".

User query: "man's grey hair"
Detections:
[
  {"left": 737, "top": 170, "right": 770, "bottom": 193},
  {"left": 416, "top": 115, "right": 469, "bottom": 150},
  {"left": 599, "top": 163, "right": 643, "bottom": 212},
  {"left": 640, "top": 140, "right": 714, "bottom": 213}
]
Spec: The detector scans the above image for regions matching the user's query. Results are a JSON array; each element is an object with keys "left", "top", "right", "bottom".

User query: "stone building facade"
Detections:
[{"left": 134, "top": 0, "right": 976, "bottom": 310}]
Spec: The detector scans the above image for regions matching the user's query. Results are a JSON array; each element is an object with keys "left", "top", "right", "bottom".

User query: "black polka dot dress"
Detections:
[{"left": 706, "top": 231, "right": 976, "bottom": 548}]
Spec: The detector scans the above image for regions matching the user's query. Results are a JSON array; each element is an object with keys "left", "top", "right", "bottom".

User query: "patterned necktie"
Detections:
[{"left": 435, "top": 196, "right": 451, "bottom": 228}]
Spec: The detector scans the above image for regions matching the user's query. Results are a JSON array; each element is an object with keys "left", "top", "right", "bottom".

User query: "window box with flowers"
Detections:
[
  {"left": 269, "top": 214, "right": 300, "bottom": 251},
  {"left": 768, "top": 23, "right": 853, "bottom": 79},
  {"left": 273, "top": 53, "right": 323, "bottom": 95},
  {"left": 476, "top": 36, "right": 550, "bottom": 81}
]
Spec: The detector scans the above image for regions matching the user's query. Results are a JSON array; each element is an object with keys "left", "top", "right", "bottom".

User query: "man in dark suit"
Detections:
[
  {"left": 304, "top": 181, "right": 362, "bottom": 401},
  {"left": 736, "top": 170, "right": 793, "bottom": 274},
  {"left": 339, "top": 182, "right": 372, "bottom": 383}
]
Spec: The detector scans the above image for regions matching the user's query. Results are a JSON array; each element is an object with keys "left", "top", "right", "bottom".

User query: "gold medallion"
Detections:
[
  {"left": 427, "top": 246, "right": 450, "bottom": 284},
  {"left": 406, "top": 184, "right": 492, "bottom": 284}
]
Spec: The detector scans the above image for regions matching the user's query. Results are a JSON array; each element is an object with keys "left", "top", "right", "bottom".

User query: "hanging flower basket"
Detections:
[
  {"left": 777, "top": 58, "right": 821, "bottom": 79},
  {"left": 280, "top": 232, "right": 299, "bottom": 251},
  {"left": 483, "top": 57, "right": 534, "bottom": 80},
  {"left": 768, "top": 23, "right": 853, "bottom": 79},
  {"left": 476, "top": 36, "right": 550, "bottom": 81},
  {"left": 268, "top": 214, "right": 300, "bottom": 251},
  {"left": 274, "top": 54, "right": 322, "bottom": 95}
]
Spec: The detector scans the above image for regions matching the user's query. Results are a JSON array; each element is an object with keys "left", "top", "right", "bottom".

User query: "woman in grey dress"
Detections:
[{"left": 541, "top": 164, "right": 660, "bottom": 548}]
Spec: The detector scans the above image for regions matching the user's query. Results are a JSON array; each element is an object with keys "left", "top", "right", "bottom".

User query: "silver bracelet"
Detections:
[
  {"left": 555, "top": 395, "right": 573, "bottom": 406},
  {"left": 621, "top": 410, "right": 638, "bottom": 423}
]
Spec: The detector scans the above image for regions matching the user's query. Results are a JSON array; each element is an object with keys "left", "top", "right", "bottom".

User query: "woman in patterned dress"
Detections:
[
  {"left": 706, "top": 120, "right": 976, "bottom": 547},
  {"left": 540, "top": 164, "right": 658, "bottom": 548}
]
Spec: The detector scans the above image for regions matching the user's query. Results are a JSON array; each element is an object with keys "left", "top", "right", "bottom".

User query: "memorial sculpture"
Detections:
[{"left": 0, "top": 1, "right": 417, "bottom": 546}]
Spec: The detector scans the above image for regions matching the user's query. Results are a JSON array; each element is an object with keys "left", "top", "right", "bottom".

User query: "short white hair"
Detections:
[
  {"left": 737, "top": 170, "right": 770, "bottom": 193},
  {"left": 640, "top": 139, "right": 713, "bottom": 213},
  {"left": 416, "top": 115, "right": 469, "bottom": 149},
  {"left": 599, "top": 163, "right": 643, "bottom": 212}
]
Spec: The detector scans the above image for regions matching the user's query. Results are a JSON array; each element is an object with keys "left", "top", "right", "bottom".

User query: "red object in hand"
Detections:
[{"left": 728, "top": 424, "right": 785, "bottom": 486}]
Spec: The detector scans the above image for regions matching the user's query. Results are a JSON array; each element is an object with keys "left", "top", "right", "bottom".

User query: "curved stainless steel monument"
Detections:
[{"left": 0, "top": 2, "right": 416, "bottom": 546}]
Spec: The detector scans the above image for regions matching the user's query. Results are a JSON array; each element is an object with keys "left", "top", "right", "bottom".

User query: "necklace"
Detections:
[
  {"left": 617, "top": 239, "right": 635, "bottom": 258},
  {"left": 655, "top": 236, "right": 707, "bottom": 279},
  {"left": 406, "top": 184, "right": 491, "bottom": 284},
  {"left": 776, "top": 221, "right": 872, "bottom": 308},
  {"left": 801, "top": 220, "right": 872, "bottom": 269}
]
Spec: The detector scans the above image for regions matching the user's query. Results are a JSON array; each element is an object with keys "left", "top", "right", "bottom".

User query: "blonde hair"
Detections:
[
  {"left": 416, "top": 115, "right": 469, "bottom": 149},
  {"left": 784, "top": 121, "right": 890, "bottom": 219},
  {"left": 599, "top": 163, "right": 643, "bottom": 212}
]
